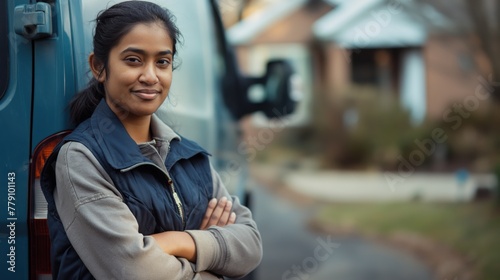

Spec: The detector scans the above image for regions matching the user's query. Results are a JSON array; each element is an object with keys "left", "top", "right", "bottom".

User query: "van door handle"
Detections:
[{"left": 14, "top": 3, "right": 53, "bottom": 40}]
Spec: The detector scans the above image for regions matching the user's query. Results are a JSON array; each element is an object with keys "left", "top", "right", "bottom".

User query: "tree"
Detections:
[
  {"left": 466, "top": 0, "right": 500, "bottom": 101},
  {"left": 424, "top": 0, "right": 500, "bottom": 101}
]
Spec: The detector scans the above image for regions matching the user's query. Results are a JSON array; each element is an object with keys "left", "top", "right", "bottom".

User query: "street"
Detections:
[{"left": 247, "top": 185, "right": 434, "bottom": 280}]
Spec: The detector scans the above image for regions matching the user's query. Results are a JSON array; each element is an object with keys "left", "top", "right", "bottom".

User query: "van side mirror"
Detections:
[
  {"left": 243, "top": 59, "right": 299, "bottom": 118},
  {"left": 262, "top": 60, "right": 298, "bottom": 118}
]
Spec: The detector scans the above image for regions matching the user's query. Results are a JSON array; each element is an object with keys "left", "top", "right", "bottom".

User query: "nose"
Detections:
[{"left": 139, "top": 63, "right": 159, "bottom": 85}]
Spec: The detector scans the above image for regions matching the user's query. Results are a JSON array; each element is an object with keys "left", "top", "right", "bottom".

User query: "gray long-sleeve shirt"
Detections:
[{"left": 53, "top": 115, "right": 262, "bottom": 279}]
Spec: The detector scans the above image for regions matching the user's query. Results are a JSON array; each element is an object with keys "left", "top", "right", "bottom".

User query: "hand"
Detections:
[{"left": 199, "top": 197, "right": 236, "bottom": 230}]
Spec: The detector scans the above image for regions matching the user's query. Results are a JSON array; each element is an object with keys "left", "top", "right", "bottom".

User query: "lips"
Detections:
[{"left": 131, "top": 89, "right": 161, "bottom": 100}]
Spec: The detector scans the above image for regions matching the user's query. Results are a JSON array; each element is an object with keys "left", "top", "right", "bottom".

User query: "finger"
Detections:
[
  {"left": 228, "top": 212, "right": 236, "bottom": 225},
  {"left": 217, "top": 200, "right": 233, "bottom": 226},
  {"left": 200, "top": 198, "right": 217, "bottom": 229},
  {"left": 208, "top": 196, "right": 228, "bottom": 227}
]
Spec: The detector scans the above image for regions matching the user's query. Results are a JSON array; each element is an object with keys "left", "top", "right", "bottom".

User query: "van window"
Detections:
[{"left": 0, "top": 0, "right": 9, "bottom": 100}]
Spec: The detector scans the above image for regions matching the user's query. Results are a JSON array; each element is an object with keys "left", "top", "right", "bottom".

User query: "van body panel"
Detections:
[
  {"left": 31, "top": 0, "right": 76, "bottom": 150},
  {"left": 1, "top": 0, "right": 33, "bottom": 279}
]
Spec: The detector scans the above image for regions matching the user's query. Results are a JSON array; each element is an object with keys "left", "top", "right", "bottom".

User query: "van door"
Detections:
[{"left": 0, "top": 0, "right": 34, "bottom": 279}]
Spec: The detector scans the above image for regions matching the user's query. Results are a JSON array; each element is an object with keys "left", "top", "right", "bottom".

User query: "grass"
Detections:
[{"left": 315, "top": 201, "right": 500, "bottom": 280}]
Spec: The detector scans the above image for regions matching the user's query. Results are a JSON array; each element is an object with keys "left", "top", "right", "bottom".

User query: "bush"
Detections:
[
  {"left": 433, "top": 101, "right": 500, "bottom": 172},
  {"left": 271, "top": 85, "right": 500, "bottom": 173},
  {"left": 309, "top": 85, "right": 436, "bottom": 170}
]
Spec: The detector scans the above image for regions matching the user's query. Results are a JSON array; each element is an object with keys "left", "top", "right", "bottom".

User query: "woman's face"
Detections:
[{"left": 97, "top": 22, "right": 174, "bottom": 120}]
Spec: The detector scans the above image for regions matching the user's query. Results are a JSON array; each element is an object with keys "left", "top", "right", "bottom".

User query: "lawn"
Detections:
[{"left": 314, "top": 201, "right": 500, "bottom": 280}]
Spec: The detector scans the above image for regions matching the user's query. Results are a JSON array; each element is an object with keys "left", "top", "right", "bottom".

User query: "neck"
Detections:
[{"left": 121, "top": 115, "right": 152, "bottom": 144}]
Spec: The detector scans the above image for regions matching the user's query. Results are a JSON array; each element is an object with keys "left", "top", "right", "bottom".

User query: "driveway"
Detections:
[{"left": 246, "top": 185, "right": 433, "bottom": 280}]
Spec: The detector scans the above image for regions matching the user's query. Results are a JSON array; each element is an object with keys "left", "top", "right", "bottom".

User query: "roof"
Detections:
[
  {"left": 227, "top": 0, "right": 454, "bottom": 48},
  {"left": 313, "top": 0, "right": 428, "bottom": 47},
  {"left": 226, "top": 0, "right": 309, "bottom": 45}
]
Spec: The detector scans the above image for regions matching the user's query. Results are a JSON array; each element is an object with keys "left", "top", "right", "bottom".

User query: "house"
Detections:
[{"left": 227, "top": 0, "right": 490, "bottom": 125}]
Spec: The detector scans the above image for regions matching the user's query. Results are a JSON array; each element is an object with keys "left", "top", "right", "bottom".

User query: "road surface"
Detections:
[{"left": 244, "top": 185, "right": 434, "bottom": 280}]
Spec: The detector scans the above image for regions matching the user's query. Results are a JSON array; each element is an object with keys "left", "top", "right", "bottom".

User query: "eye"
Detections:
[
  {"left": 124, "top": 56, "right": 141, "bottom": 64},
  {"left": 157, "top": 59, "right": 171, "bottom": 67}
]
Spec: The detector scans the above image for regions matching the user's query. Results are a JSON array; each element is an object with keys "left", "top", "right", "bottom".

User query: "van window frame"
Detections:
[
  {"left": 209, "top": 0, "right": 248, "bottom": 119},
  {"left": 0, "top": 0, "right": 9, "bottom": 100}
]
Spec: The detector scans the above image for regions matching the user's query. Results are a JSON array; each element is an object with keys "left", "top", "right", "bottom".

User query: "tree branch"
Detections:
[{"left": 467, "top": 0, "right": 500, "bottom": 100}]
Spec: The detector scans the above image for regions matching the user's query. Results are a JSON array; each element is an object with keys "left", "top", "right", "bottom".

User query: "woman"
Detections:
[{"left": 41, "top": 1, "right": 262, "bottom": 279}]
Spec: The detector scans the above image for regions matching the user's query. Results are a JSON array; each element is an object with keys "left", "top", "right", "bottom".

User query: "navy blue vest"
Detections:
[{"left": 41, "top": 101, "right": 213, "bottom": 279}]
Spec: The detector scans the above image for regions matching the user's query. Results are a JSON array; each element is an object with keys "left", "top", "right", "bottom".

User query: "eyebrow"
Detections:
[{"left": 121, "top": 47, "right": 172, "bottom": 56}]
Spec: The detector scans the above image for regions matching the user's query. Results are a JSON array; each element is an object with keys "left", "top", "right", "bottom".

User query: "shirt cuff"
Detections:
[{"left": 185, "top": 229, "right": 221, "bottom": 272}]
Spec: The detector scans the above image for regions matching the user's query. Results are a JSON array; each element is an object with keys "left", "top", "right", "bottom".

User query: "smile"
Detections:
[{"left": 131, "top": 89, "right": 161, "bottom": 100}]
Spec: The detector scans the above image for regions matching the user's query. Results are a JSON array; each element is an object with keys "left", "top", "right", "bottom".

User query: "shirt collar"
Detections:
[{"left": 150, "top": 113, "right": 180, "bottom": 144}]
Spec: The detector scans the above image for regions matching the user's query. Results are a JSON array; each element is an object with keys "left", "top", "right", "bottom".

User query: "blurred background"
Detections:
[{"left": 216, "top": 0, "right": 500, "bottom": 279}]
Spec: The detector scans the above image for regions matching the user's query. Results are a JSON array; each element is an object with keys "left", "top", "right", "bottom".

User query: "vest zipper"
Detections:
[
  {"left": 167, "top": 176, "right": 185, "bottom": 228},
  {"left": 164, "top": 142, "right": 185, "bottom": 228}
]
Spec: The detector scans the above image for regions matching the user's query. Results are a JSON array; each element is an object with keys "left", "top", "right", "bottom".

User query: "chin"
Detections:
[
  {"left": 109, "top": 99, "right": 164, "bottom": 120},
  {"left": 133, "top": 104, "right": 162, "bottom": 116}
]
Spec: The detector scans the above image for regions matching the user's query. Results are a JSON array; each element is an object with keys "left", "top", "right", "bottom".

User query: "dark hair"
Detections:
[{"left": 70, "top": 0, "right": 182, "bottom": 125}]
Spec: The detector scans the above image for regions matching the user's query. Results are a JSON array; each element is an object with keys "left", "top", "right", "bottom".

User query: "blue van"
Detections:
[{"left": 0, "top": 0, "right": 295, "bottom": 279}]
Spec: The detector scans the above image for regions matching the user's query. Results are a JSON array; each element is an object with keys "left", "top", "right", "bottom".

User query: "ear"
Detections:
[{"left": 89, "top": 53, "right": 106, "bottom": 82}]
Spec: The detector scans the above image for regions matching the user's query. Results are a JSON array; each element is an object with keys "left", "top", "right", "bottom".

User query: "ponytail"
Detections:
[{"left": 69, "top": 77, "right": 105, "bottom": 125}]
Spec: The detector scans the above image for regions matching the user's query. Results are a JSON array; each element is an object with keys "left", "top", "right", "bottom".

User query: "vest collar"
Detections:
[
  {"left": 90, "top": 100, "right": 147, "bottom": 170},
  {"left": 89, "top": 100, "right": 206, "bottom": 170}
]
